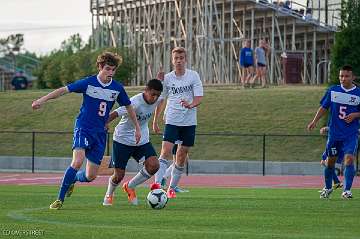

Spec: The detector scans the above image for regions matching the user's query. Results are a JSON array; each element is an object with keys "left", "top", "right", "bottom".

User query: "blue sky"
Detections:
[{"left": 0, "top": 0, "right": 92, "bottom": 55}]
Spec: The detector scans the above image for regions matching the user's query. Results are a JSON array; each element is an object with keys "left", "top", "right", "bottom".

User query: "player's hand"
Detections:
[
  {"left": 319, "top": 127, "right": 328, "bottom": 135},
  {"left": 152, "top": 122, "right": 161, "bottom": 134},
  {"left": 180, "top": 99, "right": 192, "bottom": 109},
  {"left": 31, "top": 99, "right": 42, "bottom": 110},
  {"left": 344, "top": 113, "right": 356, "bottom": 123},
  {"left": 307, "top": 121, "right": 316, "bottom": 131},
  {"left": 134, "top": 128, "right": 141, "bottom": 144},
  {"left": 156, "top": 66, "right": 165, "bottom": 81}
]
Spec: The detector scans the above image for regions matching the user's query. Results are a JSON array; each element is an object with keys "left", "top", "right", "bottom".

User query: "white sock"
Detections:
[
  {"left": 164, "top": 163, "right": 174, "bottom": 180},
  {"left": 169, "top": 164, "right": 184, "bottom": 189},
  {"left": 128, "top": 167, "right": 151, "bottom": 188},
  {"left": 105, "top": 176, "right": 118, "bottom": 196},
  {"left": 155, "top": 158, "right": 169, "bottom": 184}
]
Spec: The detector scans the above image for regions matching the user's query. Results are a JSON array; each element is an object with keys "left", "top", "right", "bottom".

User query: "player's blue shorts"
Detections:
[
  {"left": 72, "top": 128, "right": 106, "bottom": 165},
  {"left": 325, "top": 134, "right": 358, "bottom": 159},
  {"left": 111, "top": 141, "right": 157, "bottom": 170},
  {"left": 163, "top": 124, "right": 196, "bottom": 147}
]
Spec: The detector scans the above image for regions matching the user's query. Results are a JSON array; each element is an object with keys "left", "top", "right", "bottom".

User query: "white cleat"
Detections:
[
  {"left": 341, "top": 191, "right": 353, "bottom": 199},
  {"left": 320, "top": 188, "right": 333, "bottom": 199}
]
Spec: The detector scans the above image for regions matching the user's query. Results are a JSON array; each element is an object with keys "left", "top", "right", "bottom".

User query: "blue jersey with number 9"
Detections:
[
  {"left": 67, "top": 75, "right": 131, "bottom": 132},
  {"left": 321, "top": 85, "right": 360, "bottom": 140}
]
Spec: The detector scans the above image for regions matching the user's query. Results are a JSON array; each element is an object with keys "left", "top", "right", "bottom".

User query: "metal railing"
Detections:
[{"left": 0, "top": 130, "right": 359, "bottom": 175}]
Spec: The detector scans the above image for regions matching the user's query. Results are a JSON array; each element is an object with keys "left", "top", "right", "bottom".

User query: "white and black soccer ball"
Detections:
[{"left": 146, "top": 189, "right": 168, "bottom": 209}]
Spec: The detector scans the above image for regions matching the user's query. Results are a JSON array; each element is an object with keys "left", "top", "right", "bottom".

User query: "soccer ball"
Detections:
[{"left": 146, "top": 189, "right": 168, "bottom": 209}]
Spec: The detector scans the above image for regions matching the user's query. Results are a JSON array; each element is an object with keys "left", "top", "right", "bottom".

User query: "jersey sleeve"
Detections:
[
  {"left": 115, "top": 106, "right": 127, "bottom": 117},
  {"left": 67, "top": 78, "right": 88, "bottom": 93},
  {"left": 116, "top": 87, "right": 131, "bottom": 106},
  {"left": 193, "top": 72, "right": 204, "bottom": 97},
  {"left": 320, "top": 88, "right": 332, "bottom": 109},
  {"left": 115, "top": 96, "right": 139, "bottom": 117}
]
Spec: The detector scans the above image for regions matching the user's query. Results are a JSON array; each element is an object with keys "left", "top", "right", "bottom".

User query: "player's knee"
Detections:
[
  {"left": 344, "top": 157, "right": 354, "bottom": 166},
  {"left": 145, "top": 157, "right": 159, "bottom": 175},
  {"left": 112, "top": 170, "right": 125, "bottom": 183},
  {"left": 70, "top": 161, "right": 82, "bottom": 170}
]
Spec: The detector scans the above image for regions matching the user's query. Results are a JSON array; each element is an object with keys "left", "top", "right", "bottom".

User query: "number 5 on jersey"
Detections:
[
  {"left": 339, "top": 105, "right": 347, "bottom": 119},
  {"left": 99, "top": 102, "right": 107, "bottom": 116}
]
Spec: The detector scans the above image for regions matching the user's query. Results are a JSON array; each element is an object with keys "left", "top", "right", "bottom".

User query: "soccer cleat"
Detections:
[
  {"left": 65, "top": 183, "right": 75, "bottom": 197},
  {"left": 319, "top": 188, "right": 333, "bottom": 199},
  {"left": 49, "top": 199, "right": 63, "bottom": 210},
  {"left": 122, "top": 182, "right": 138, "bottom": 205},
  {"left": 333, "top": 182, "right": 343, "bottom": 190},
  {"left": 161, "top": 178, "right": 167, "bottom": 188},
  {"left": 167, "top": 187, "right": 177, "bottom": 199},
  {"left": 102, "top": 194, "right": 113, "bottom": 206},
  {"left": 150, "top": 183, "right": 161, "bottom": 191},
  {"left": 341, "top": 191, "right": 353, "bottom": 199},
  {"left": 174, "top": 186, "right": 189, "bottom": 193}
]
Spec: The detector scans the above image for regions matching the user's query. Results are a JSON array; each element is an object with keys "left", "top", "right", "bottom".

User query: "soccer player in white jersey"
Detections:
[
  {"left": 151, "top": 47, "right": 204, "bottom": 198},
  {"left": 32, "top": 52, "right": 141, "bottom": 209},
  {"left": 307, "top": 65, "right": 360, "bottom": 199},
  {"left": 103, "top": 79, "right": 163, "bottom": 206}
]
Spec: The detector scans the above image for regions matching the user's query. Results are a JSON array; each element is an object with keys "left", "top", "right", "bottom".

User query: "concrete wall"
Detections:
[{"left": 0, "top": 156, "right": 324, "bottom": 175}]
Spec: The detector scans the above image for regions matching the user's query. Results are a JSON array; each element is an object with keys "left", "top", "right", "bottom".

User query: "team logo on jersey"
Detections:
[
  {"left": 350, "top": 97, "right": 356, "bottom": 103},
  {"left": 111, "top": 93, "right": 117, "bottom": 99}
]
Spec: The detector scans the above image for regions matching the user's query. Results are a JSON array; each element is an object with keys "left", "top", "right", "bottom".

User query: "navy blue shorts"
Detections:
[
  {"left": 163, "top": 124, "right": 196, "bottom": 147},
  {"left": 257, "top": 63, "right": 266, "bottom": 67},
  {"left": 242, "top": 63, "right": 253, "bottom": 68},
  {"left": 72, "top": 128, "right": 106, "bottom": 165},
  {"left": 111, "top": 141, "right": 157, "bottom": 169}
]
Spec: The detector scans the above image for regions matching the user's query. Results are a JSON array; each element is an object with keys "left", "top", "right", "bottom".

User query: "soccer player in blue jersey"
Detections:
[
  {"left": 307, "top": 65, "right": 360, "bottom": 199},
  {"left": 32, "top": 52, "right": 141, "bottom": 209}
]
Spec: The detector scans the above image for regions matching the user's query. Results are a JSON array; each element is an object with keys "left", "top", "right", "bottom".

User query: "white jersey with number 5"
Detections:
[{"left": 162, "top": 69, "right": 203, "bottom": 126}]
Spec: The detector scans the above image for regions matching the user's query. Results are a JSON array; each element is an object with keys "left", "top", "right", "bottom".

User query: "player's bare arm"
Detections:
[
  {"left": 152, "top": 98, "right": 165, "bottom": 134},
  {"left": 32, "top": 86, "right": 69, "bottom": 110},
  {"left": 105, "top": 111, "right": 119, "bottom": 130},
  {"left": 180, "top": 96, "right": 203, "bottom": 109},
  {"left": 125, "top": 105, "right": 141, "bottom": 144},
  {"left": 307, "top": 107, "right": 327, "bottom": 131}
]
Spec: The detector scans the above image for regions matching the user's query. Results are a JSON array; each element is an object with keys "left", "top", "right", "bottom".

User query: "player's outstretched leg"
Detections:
[
  {"left": 153, "top": 158, "right": 168, "bottom": 188},
  {"left": 167, "top": 164, "right": 185, "bottom": 199},
  {"left": 320, "top": 166, "right": 335, "bottom": 199},
  {"left": 103, "top": 175, "right": 119, "bottom": 206},
  {"left": 50, "top": 166, "right": 78, "bottom": 209}
]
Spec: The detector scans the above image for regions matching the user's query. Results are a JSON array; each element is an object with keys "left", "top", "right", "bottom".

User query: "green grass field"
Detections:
[{"left": 1, "top": 185, "right": 359, "bottom": 239}]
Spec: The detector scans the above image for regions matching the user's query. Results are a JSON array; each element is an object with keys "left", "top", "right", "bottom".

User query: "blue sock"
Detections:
[
  {"left": 332, "top": 170, "right": 340, "bottom": 184},
  {"left": 344, "top": 164, "right": 355, "bottom": 191},
  {"left": 324, "top": 167, "right": 334, "bottom": 189},
  {"left": 58, "top": 166, "right": 77, "bottom": 201},
  {"left": 74, "top": 170, "right": 90, "bottom": 183}
]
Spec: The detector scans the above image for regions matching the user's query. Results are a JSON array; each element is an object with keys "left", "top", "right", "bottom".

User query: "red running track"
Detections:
[{"left": 0, "top": 173, "right": 359, "bottom": 188}]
